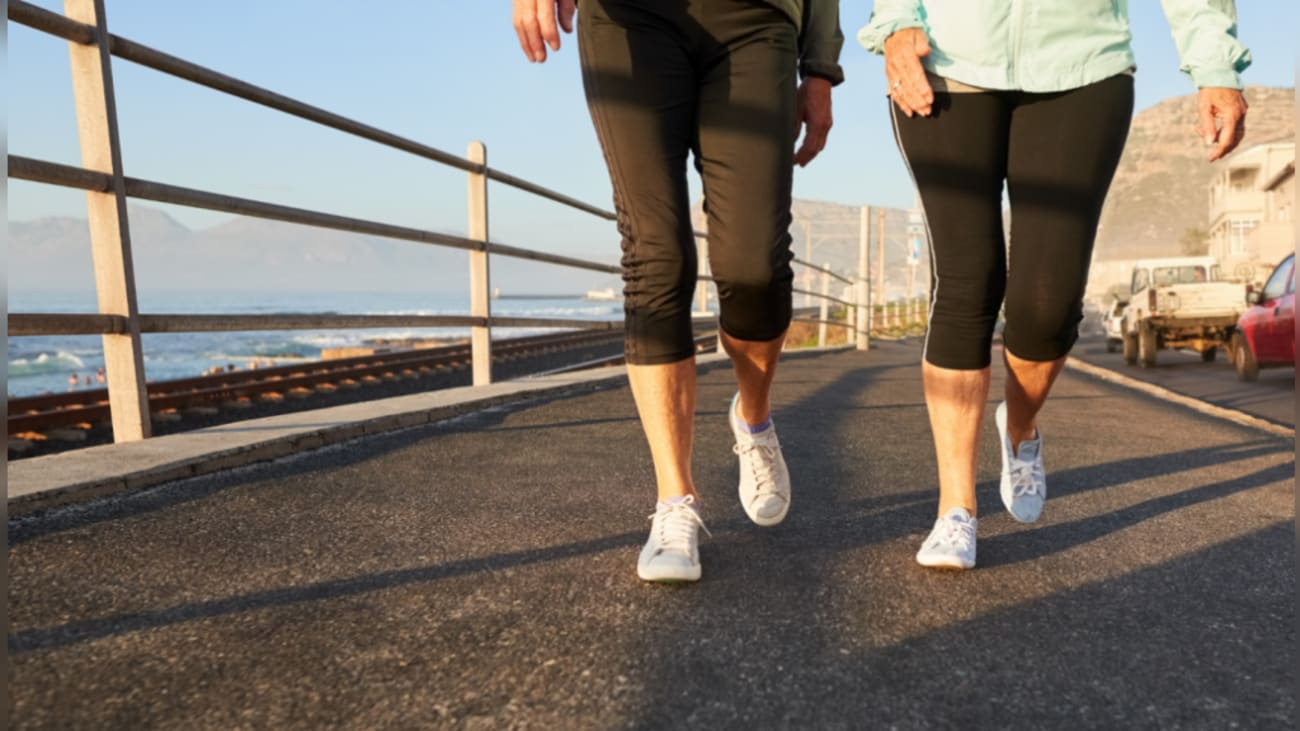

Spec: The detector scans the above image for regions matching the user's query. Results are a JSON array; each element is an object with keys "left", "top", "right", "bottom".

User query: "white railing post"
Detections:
[
  {"left": 817, "top": 264, "right": 830, "bottom": 347},
  {"left": 65, "top": 0, "right": 150, "bottom": 441},
  {"left": 467, "top": 141, "right": 492, "bottom": 385},
  {"left": 856, "top": 205, "right": 871, "bottom": 351}
]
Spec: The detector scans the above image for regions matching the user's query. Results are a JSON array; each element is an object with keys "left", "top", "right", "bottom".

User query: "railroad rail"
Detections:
[{"left": 8, "top": 329, "right": 668, "bottom": 437}]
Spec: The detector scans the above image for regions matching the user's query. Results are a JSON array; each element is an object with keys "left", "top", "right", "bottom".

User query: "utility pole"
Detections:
[
  {"left": 802, "top": 219, "right": 813, "bottom": 308},
  {"left": 876, "top": 207, "right": 887, "bottom": 323},
  {"left": 856, "top": 206, "right": 871, "bottom": 351}
]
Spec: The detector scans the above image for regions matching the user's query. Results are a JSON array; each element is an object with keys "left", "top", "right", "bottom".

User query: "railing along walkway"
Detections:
[{"left": 7, "top": 0, "right": 874, "bottom": 445}]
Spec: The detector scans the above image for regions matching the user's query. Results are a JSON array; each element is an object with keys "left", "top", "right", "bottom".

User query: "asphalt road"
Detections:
[
  {"left": 1071, "top": 332, "right": 1295, "bottom": 428},
  {"left": 8, "top": 342, "right": 1295, "bottom": 729}
]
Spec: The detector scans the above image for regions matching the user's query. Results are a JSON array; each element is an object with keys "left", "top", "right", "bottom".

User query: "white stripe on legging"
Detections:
[{"left": 888, "top": 102, "right": 940, "bottom": 364}]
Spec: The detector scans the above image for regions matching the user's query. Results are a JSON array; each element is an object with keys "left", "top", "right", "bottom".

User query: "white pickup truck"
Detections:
[{"left": 1120, "top": 256, "right": 1248, "bottom": 368}]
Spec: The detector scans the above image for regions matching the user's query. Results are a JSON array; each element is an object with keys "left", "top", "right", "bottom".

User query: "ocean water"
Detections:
[{"left": 7, "top": 290, "right": 624, "bottom": 398}]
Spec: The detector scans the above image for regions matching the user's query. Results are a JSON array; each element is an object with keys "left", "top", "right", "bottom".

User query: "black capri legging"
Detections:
[
  {"left": 578, "top": 0, "right": 799, "bottom": 365},
  {"left": 892, "top": 74, "right": 1134, "bottom": 370}
]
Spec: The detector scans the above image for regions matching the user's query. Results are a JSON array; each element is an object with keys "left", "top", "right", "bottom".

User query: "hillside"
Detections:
[{"left": 1094, "top": 85, "right": 1294, "bottom": 261}]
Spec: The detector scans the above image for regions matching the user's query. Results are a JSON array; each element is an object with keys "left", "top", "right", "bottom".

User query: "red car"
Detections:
[{"left": 1232, "top": 253, "right": 1295, "bottom": 381}]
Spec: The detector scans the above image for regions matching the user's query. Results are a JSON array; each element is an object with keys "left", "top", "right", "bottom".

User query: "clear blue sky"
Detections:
[{"left": 7, "top": 1, "right": 1297, "bottom": 265}]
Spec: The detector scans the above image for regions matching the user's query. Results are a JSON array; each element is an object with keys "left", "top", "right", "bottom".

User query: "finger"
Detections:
[
  {"left": 1210, "top": 111, "right": 1245, "bottom": 161},
  {"left": 537, "top": 0, "right": 560, "bottom": 51},
  {"left": 513, "top": 21, "right": 535, "bottom": 61},
  {"left": 892, "top": 53, "right": 932, "bottom": 115},
  {"left": 1196, "top": 99, "right": 1218, "bottom": 146},
  {"left": 888, "top": 84, "right": 915, "bottom": 117},
  {"left": 558, "top": 0, "right": 576, "bottom": 33},
  {"left": 885, "top": 62, "right": 915, "bottom": 116},
  {"left": 794, "top": 136, "right": 814, "bottom": 166},
  {"left": 904, "top": 61, "right": 933, "bottom": 112},
  {"left": 519, "top": 8, "right": 547, "bottom": 62},
  {"left": 796, "top": 115, "right": 830, "bottom": 166},
  {"left": 796, "top": 127, "right": 828, "bottom": 167}
]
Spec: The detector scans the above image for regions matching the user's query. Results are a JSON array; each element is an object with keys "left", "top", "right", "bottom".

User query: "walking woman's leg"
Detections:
[
  {"left": 890, "top": 94, "right": 1011, "bottom": 519},
  {"left": 579, "top": 1, "right": 716, "bottom": 582},
  {"left": 694, "top": 3, "right": 800, "bottom": 525},
  {"left": 1002, "top": 76, "right": 1134, "bottom": 447},
  {"left": 579, "top": 6, "right": 701, "bottom": 502}
]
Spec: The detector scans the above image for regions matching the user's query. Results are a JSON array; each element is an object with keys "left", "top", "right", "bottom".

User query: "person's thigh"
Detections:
[
  {"left": 1003, "top": 75, "right": 1134, "bottom": 361},
  {"left": 579, "top": 0, "right": 700, "bottom": 364},
  {"left": 692, "top": 3, "right": 798, "bottom": 342},
  {"left": 891, "top": 92, "right": 1012, "bottom": 370}
]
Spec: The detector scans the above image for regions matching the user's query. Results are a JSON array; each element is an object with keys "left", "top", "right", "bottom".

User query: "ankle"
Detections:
[
  {"left": 733, "top": 394, "right": 771, "bottom": 427},
  {"left": 657, "top": 487, "right": 698, "bottom": 504},
  {"left": 1007, "top": 423, "right": 1039, "bottom": 450},
  {"left": 937, "top": 500, "right": 977, "bottom": 519}
]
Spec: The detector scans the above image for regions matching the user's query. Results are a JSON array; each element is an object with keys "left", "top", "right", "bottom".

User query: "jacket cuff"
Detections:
[
  {"left": 1188, "top": 66, "right": 1245, "bottom": 89},
  {"left": 856, "top": 18, "right": 926, "bottom": 56},
  {"left": 800, "top": 60, "right": 846, "bottom": 87}
]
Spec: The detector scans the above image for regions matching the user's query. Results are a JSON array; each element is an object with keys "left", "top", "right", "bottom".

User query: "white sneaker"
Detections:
[
  {"left": 637, "top": 496, "right": 710, "bottom": 583},
  {"left": 916, "top": 507, "right": 978, "bottom": 569},
  {"left": 995, "top": 401, "right": 1046, "bottom": 523},
  {"left": 729, "top": 393, "right": 791, "bottom": 527}
]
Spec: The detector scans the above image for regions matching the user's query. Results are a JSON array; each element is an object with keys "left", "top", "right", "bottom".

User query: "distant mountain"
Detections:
[
  {"left": 8, "top": 206, "right": 620, "bottom": 295},
  {"left": 1094, "top": 85, "right": 1294, "bottom": 261}
]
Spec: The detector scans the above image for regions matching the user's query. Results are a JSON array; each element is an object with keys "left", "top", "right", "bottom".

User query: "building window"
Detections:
[{"left": 1229, "top": 218, "right": 1260, "bottom": 254}]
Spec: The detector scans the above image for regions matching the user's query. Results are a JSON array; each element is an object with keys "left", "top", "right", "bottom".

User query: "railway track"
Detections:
[{"left": 8, "top": 329, "right": 664, "bottom": 440}]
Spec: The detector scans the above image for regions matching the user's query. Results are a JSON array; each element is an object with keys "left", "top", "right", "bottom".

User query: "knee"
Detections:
[{"left": 1003, "top": 301, "right": 1083, "bottom": 361}]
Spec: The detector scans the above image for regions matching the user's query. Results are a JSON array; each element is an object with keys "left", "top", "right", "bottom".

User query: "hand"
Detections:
[
  {"left": 794, "top": 77, "right": 833, "bottom": 167},
  {"left": 884, "top": 28, "right": 934, "bottom": 117},
  {"left": 513, "top": 0, "right": 576, "bottom": 63},
  {"left": 1196, "top": 88, "right": 1248, "bottom": 162}
]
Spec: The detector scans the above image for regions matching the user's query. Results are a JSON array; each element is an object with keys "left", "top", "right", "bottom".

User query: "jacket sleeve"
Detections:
[
  {"left": 856, "top": 0, "right": 925, "bottom": 56},
  {"left": 799, "top": 0, "right": 846, "bottom": 86},
  {"left": 1159, "top": 0, "right": 1252, "bottom": 89}
]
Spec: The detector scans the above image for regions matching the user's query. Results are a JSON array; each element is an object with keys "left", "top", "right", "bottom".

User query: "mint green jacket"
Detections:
[{"left": 858, "top": 0, "right": 1251, "bottom": 92}]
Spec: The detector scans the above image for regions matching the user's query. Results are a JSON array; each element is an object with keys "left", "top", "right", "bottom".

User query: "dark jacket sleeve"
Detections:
[{"left": 799, "top": 0, "right": 845, "bottom": 86}]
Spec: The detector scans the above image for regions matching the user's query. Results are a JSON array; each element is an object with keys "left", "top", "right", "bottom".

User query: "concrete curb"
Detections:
[
  {"left": 1065, "top": 357, "right": 1294, "bottom": 440},
  {"left": 7, "top": 357, "right": 718, "bottom": 517}
]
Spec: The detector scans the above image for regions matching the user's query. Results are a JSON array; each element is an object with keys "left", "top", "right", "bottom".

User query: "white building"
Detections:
[{"left": 1207, "top": 141, "right": 1295, "bottom": 280}]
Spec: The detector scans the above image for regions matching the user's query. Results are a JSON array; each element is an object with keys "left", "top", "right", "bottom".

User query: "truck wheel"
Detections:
[
  {"left": 1122, "top": 332, "right": 1137, "bottom": 365},
  {"left": 1232, "top": 332, "right": 1259, "bottom": 382},
  {"left": 1138, "top": 322, "right": 1158, "bottom": 368},
  {"left": 1201, "top": 348, "right": 1216, "bottom": 363}
]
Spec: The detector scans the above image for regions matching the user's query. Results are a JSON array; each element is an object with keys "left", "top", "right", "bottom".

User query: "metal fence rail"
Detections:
[{"left": 7, "top": 0, "right": 872, "bottom": 444}]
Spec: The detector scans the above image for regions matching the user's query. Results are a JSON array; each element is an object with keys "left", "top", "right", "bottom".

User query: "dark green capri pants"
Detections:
[{"left": 578, "top": 0, "right": 799, "bottom": 365}]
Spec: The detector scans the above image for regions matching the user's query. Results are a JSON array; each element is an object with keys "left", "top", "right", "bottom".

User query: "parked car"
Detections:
[
  {"left": 1102, "top": 298, "right": 1128, "bottom": 352},
  {"left": 1229, "top": 253, "right": 1295, "bottom": 381},
  {"left": 1121, "top": 256, "right": 1249, "bottom": 368}
]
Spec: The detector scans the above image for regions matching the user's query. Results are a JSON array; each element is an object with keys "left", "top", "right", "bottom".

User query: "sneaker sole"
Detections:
[
  {"left": 637, "top": 568, "right": 701, "bottom": 583},
  {"left": 916, "top": 555, "right": 974, "bottom": 570}
]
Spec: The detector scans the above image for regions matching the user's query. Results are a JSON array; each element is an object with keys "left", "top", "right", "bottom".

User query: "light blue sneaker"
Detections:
[
  {"left": 995, "top": 401, "right": 1046, "bottom": 523},
  {"left": 916, "top": 507, "right": 977, "bottom": 569}
]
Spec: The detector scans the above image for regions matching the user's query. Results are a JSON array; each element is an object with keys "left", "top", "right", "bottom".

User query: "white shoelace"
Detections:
[
  {"left": 1008, "top": 454, "right": 1045, "bottom": 497},
  {"left": 733, "top": 439, "right": 784, "bottom": 498},
  {"left": 647, "top": 497, "right": 711, "bottom": 557},
  {"left": 932, "top": 518, "right": 974, "bottom": 553}
]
